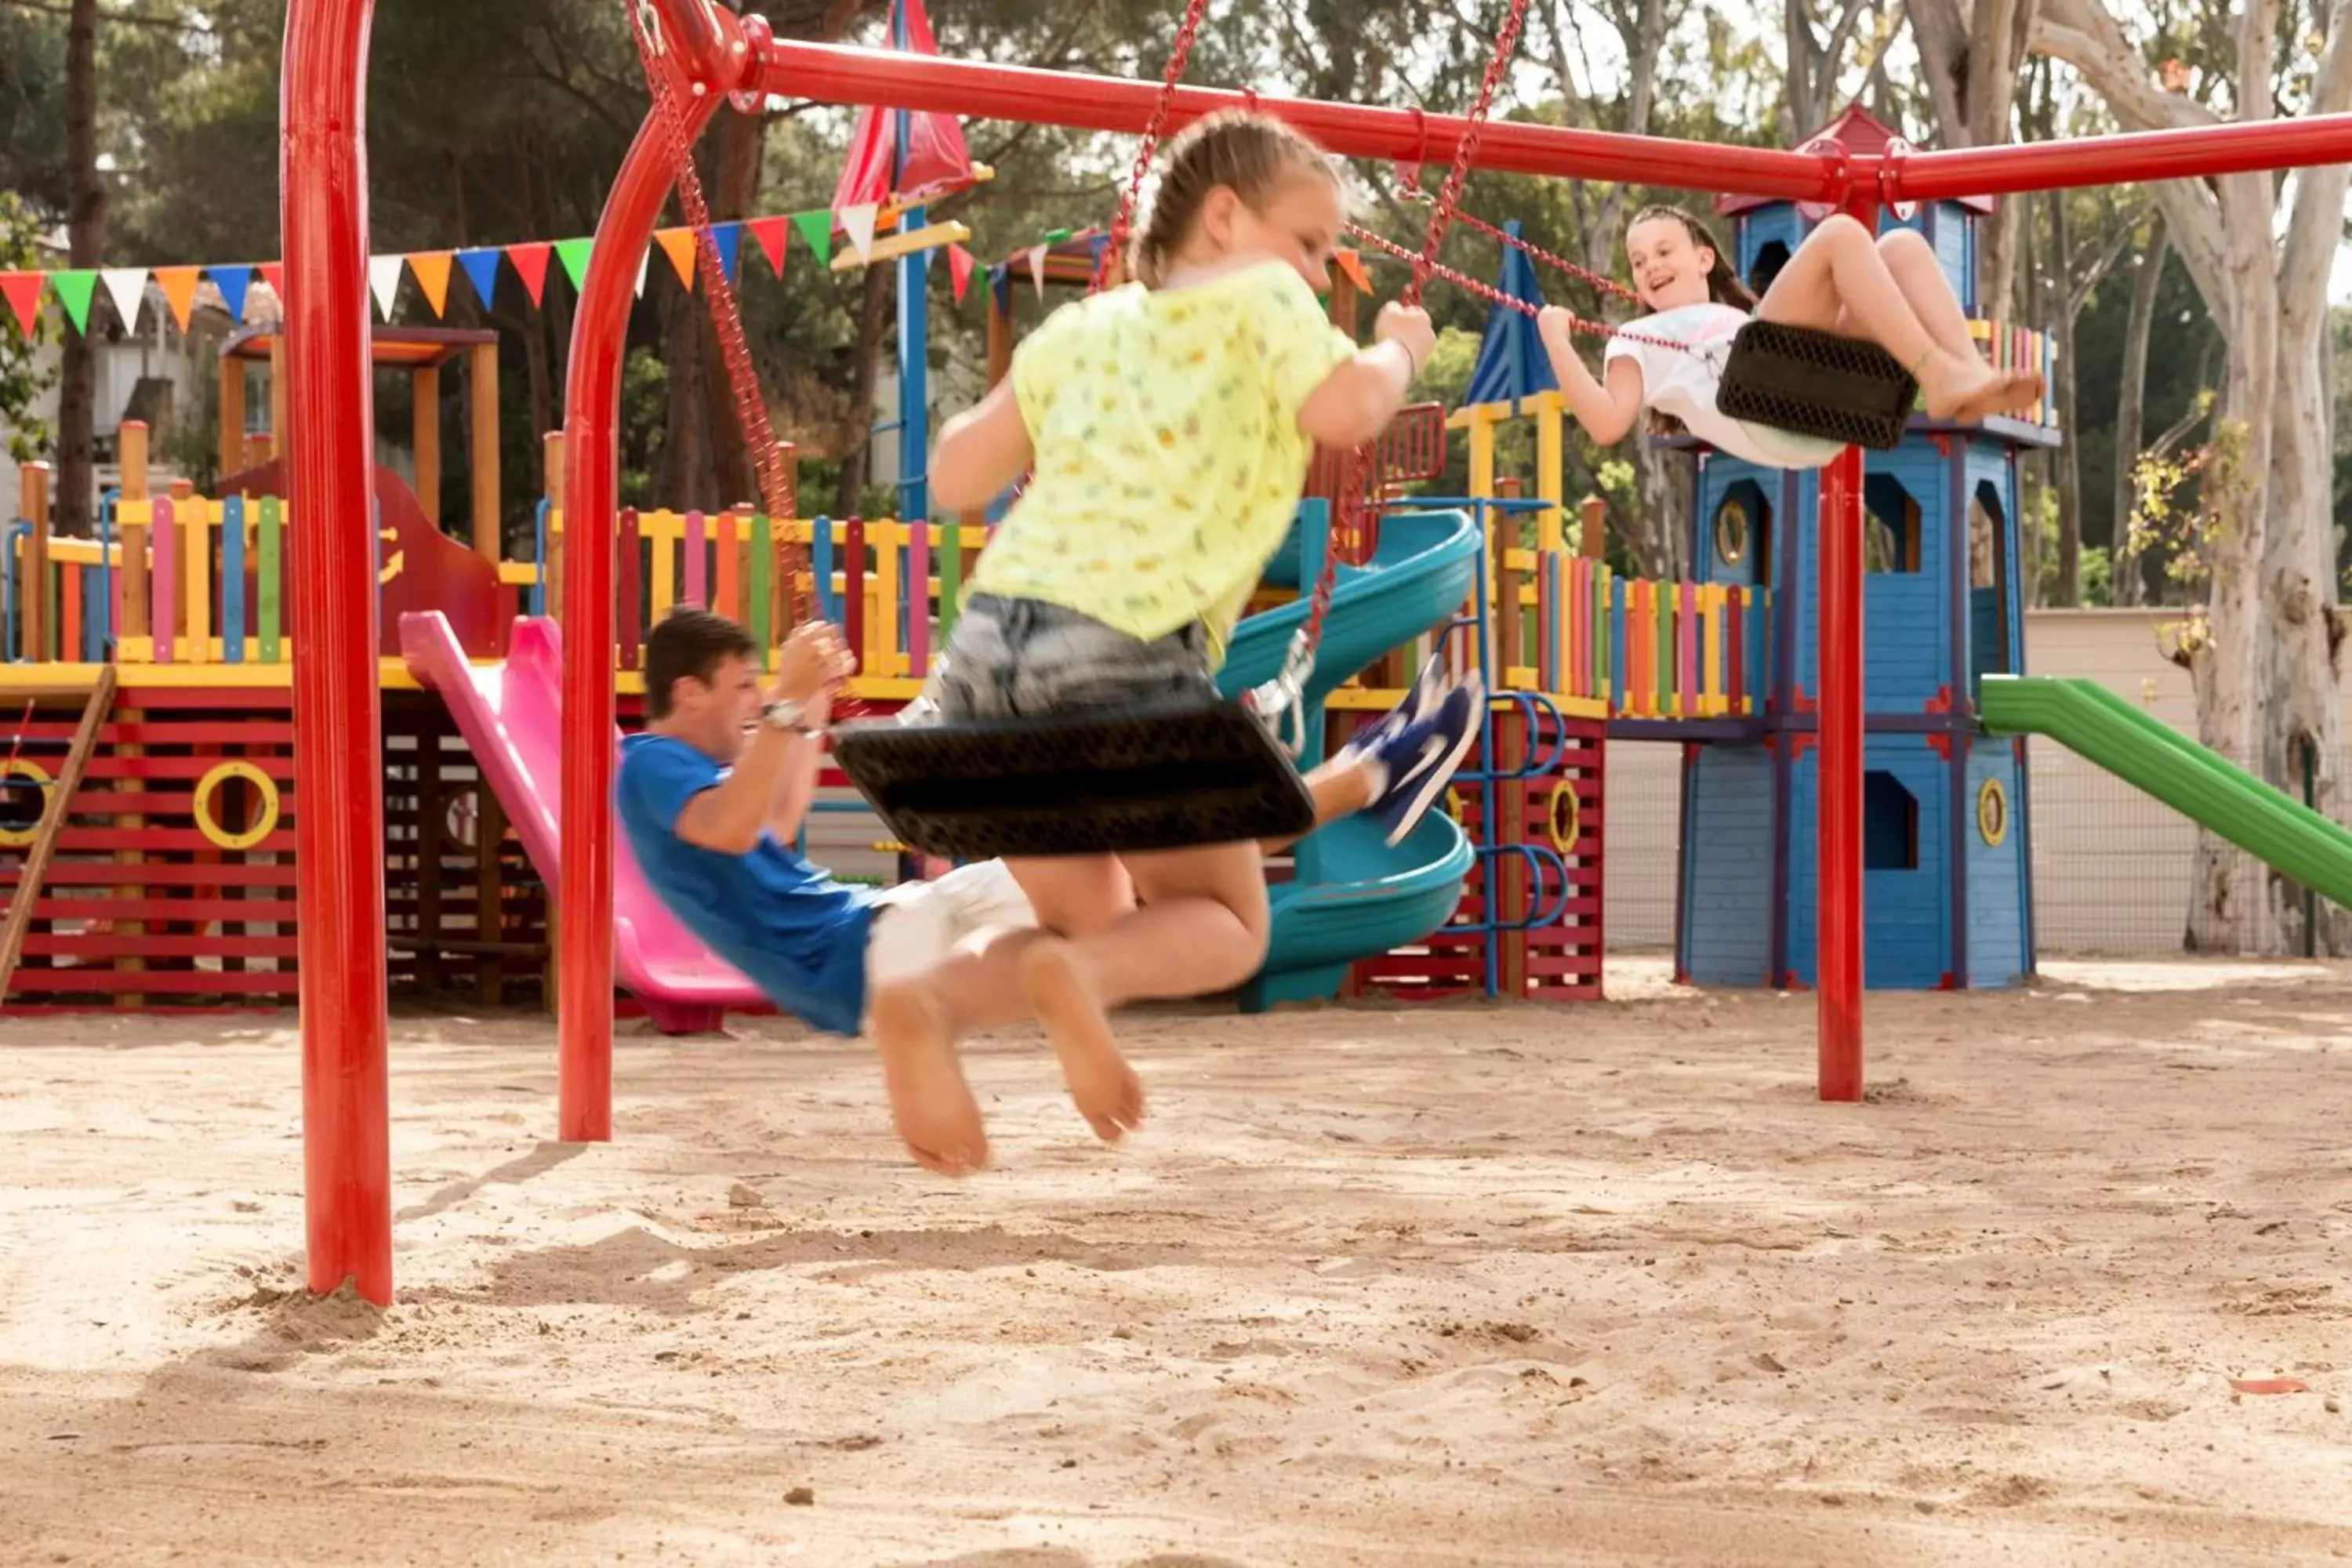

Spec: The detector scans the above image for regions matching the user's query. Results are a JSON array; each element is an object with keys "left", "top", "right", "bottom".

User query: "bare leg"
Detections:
[
  {"left": 1875, "top": 228, "right": 1977, "bottom": 360},
  {"left": 869, "top": 926, "right": 1047, "bottom": 1178},
  {"left": 1880, "top": 229, "right": 2045, "bottom": 412},
  {"left": 1757, "top": 214, "right": 2024, "bottom": 422},
  {"left": 1021, "top": 840, "right": 1271, "bottom": 1144},
  {"left": 1257, "top": 753, "right": 1378, "bottom": 856},
  {"left": 1004, "top": 854, "right": 1135, "bottom": 936}
]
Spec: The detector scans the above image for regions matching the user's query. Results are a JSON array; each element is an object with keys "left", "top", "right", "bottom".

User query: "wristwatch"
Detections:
[{"left": 762, "top": 697, "right": 818, "bottom": 736}]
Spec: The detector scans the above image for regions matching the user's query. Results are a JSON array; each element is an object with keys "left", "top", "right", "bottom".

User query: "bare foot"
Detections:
[
  {"left": 1992, "top": 368, "right": 2045, "bottom": 419},
  {"left": 1922, "top": 354, "right": 2045, "bottom": 424},
  {"left": 1018, "top": 939, "right": 1146, "bottom": 1145},
  {"left": 1918, "top": 350, "right": 2006, "bottom": 422},
  {"left": 869, "top": 982, "right": 989, "bottom": 1177}
]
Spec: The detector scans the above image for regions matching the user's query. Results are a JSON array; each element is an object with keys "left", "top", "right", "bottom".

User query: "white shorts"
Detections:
[{"left": 862, "top": 859, "right": 1037, "bottom": 1000}]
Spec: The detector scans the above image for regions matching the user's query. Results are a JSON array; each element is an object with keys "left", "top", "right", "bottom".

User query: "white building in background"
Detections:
[{"left": 2, "top": 237, "right": 246, "bottom": 524}]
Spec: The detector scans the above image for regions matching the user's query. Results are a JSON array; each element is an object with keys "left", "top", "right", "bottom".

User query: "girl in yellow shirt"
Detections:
[{"left": 874, "top": 111, "right": 1444, "bottom": 1172}]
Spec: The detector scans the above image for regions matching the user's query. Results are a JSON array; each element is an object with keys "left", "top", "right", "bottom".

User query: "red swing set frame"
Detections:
[{"left": 278, "top": 0, "right": 2352, "bottom": 1303}]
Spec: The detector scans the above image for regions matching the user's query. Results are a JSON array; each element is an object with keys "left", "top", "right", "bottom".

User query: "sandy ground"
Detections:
[{"left": 5, "top": 957, "right": 2352, "bottom": 1567}]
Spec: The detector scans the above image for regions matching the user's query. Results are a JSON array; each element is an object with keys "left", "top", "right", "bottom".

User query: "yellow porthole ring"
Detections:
[
  {"left": 1976, "top": 777, "right": 2009, "bottom": 848},
  {"left": 0, "top": 758, "right": 54, "bottom": 848},
  {"left": 194, "top": 760, "right": 281, "bottom": 851},
  {"left": 1548, "top": 779, "right": 1581, "bottom": 855}
]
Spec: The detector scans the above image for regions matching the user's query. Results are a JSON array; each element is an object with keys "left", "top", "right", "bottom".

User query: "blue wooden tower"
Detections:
[{"left": 1674, "top": 106, "right": 2060, "bottom": 991}]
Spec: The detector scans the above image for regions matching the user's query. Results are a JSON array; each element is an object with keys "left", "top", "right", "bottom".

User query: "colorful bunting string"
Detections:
[{"left": 0, "top": 198, "right": 975, "bottom": 343}]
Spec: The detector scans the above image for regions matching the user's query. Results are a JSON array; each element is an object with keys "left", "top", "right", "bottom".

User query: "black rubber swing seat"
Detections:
[
  {"left": 1715, "top": 318, "right": 1918, "bottom": 451},
  {"left": 828, "top": 693, "right": 1318, "bottom": 861}
]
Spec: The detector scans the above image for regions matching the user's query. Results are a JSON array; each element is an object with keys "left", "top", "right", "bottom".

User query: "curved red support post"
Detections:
[
  {"left": 557, "top": 95, "right": 719, "bottom": 1144},
  {"left": 283, "top": 0, "right": 393, "bottom": 1301}
]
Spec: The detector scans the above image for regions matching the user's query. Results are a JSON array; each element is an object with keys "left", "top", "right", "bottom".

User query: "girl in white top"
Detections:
[{"left": 1538, "top": 205, "right": 2044, "bottom": 469}]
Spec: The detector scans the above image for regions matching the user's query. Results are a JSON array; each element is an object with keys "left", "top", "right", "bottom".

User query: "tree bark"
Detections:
[
  {"left": 2052, "top": 187, "right": 2081, "bottom": 605},
  {"left": 835, "top": 260, "right": 891, "bottom": 517},
  {"left": 1542, "top": 0, "right": 1683, "bottom": 578},
  {"left": 1901, "top": 0, "right": 2040, "bottom": 314},
  {"left": 2111, "top": 214, "right": 2165, "bottom": 608},
  {"left": 2258, "top": 0, "right": 2352, "bottom": 952},
  {"left": 2033, "top": 0, "right": 2307, "bottom": 954},
  {"left": 56, "top": 0, "right": 103, "bottom": 538}
]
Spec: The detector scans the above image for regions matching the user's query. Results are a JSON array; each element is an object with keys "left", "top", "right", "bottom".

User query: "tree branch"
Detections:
[
  {"left": 2030, "top": 0, "right": 2219, "bottom": 133},
  {"left": 1820, "top": 0, "right": 1878, "bottom": 111},
  {"left": 0, "top": 0, "right": 198, "bottom": 27},
  {"left": 2027, "top": 0, "right": 2231, "bottom": 309},
  {"left": 2066, "top": 201, "right": 2143, "bottom": 316},
  {"left": 2278, "top": 0, "right": 2352, "bottom": 324},
  {"left": 1899, "top": 0, "right": 1970, "bottom": 142}
]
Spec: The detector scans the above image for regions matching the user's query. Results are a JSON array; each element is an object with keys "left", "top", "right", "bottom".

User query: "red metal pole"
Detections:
[
  {"left": 283, "top": 0, "right": 392, "bottom": 1301},
  {"left": 557, "top": 97, "right": 719, "bottom": 1142},
  {"left": 1813, "top": 214, "right": 1872, "bottom": 1104},
  {"left": 757, "top": 37, "right": 2352, "bottom": 206},
  {"left": 1886, "top": 112, "right": 2352, "bottom": 202},
  {"left": 757, "top": 40, "right": 1841, "bottom": 201}
]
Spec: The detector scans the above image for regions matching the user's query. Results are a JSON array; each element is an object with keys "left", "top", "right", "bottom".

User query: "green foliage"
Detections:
[
  {"left": 0, "top": 7, "right": 68, "bottom": 216},
  {"left": 1, "top": 191, "right": 56, "bottom": 467}
]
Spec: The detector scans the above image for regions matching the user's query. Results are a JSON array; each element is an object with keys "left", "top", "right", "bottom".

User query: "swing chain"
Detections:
[
  {"left": 1098, "top": 0, "right": 1215, "bottom": 292},
  {"left": 629, "top": 6, "right": 807, "bottom": 621},
  {"left": 1288, "top": 0, "right": 1532, "bottom": 701},
  {"left": 1399, "top": 0, "right": 1532, "bottom": 311}
]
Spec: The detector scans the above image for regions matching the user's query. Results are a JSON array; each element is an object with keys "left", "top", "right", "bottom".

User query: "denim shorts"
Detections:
[{"left": 916, "top": 593, "right": 1216, "bottom": 721}]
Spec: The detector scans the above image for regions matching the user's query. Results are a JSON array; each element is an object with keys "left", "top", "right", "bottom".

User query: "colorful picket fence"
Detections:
[
  {"left": 548, "top": 510, "right": 992, "bottom": 681},
  {"left": 1526, "top": 552, "right": 1771, "bottom": 720},
  {"left": 9, "top": 492, "right": 1771, "bottom": 724}
]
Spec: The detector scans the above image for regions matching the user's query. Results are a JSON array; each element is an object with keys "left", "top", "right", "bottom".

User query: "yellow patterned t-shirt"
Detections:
[{"left": 967, "top": 260, "right": 1362, "bottom": 659}]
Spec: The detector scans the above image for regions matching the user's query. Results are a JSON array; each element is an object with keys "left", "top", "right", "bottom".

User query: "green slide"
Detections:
[{"left": 1977, "top": 674, "right": 2352, "bottom": 908}]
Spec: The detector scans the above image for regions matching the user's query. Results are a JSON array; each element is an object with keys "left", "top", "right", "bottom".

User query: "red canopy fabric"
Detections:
[{"left": 830, "top": 0, "right": 975, "bottom": 213}]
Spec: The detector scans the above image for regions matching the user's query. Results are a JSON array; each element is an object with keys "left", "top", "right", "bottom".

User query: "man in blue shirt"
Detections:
[{"left": 618, "top": 607, "right": 1479, "bottom": 1177}]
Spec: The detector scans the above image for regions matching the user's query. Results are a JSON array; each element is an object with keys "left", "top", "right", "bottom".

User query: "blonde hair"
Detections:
[{"left": 1129, "top": 111, "right": 1341, "bottom": 287}]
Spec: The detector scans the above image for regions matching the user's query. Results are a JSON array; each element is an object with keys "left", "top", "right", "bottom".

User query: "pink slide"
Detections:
[{"left": 399, "top": 612, "right": 766, "bottom": 1033}]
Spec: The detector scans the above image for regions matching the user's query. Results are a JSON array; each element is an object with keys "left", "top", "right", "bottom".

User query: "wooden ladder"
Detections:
[{"left": 0, "top": 668, "right": 120, "bottom": 1002}]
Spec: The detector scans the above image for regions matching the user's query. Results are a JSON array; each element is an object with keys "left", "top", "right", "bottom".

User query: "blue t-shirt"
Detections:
[{"left": 615, "top": 732, "right": 877, "bottom": 1036}]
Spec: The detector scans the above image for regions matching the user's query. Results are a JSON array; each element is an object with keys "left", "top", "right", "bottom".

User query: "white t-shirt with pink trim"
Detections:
[{"left": 1602, "top": 302, "right": 1846, "bottom": 470}]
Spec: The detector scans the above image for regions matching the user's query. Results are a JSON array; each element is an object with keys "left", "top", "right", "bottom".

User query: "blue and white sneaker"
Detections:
[
  {"left": 1367, "top": 669, "right": 1485, "bottom": 847},
  {"left": 1339, "top": 650, "right": 1456, "bottom": 762}
]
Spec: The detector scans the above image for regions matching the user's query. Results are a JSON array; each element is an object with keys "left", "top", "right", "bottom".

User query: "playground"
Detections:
[
  {"left": 7, "top": 959, "right": 2352, "bottom": 1563},
  {"left": 6, "top": 0, "right": 2352, "bottom": 1559}
]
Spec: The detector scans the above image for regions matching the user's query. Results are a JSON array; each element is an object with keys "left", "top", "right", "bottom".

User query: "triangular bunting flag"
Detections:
[
  {"left": 506, "top": 241, "right": 553, "bottom": 307},
  {"left": 789, "top": 210, "right": 833, "bottom": 267},
  {"left": 748, "top": 217, "right": 788, "bottom": 278},
  {"left": 408, "top": 251, "right": 453, "bottom": 318},
  {"left": 153, "top": 267, "right": 199, "bottom": 332},
  {"left": 839, "top": 203, "right": 879, "bottom": 264},
  {"left": 209, "top": 264, "right": 253, "bottom": 324},
  {"left": 946, "top": 242, "right": 975, "bottom": 303},
  {"left": 1026, "top": 245, "right": 1047, "bottom": 300},
  {"left": 1336, "top": 248, "right": 1371, "bottom": 295},
  {"left": 100, "top": 268, "right": 148, "bottom": 331},
  {"left": 259, "top": 262, "right": 285, "bottom": 300},
  {"left": 712, "top": 223, "right": 743, "bottom": 284},
  {"left": 0, "top": 272, "right": 43, "bottom": 338},
  {"left": 368, "top": 255, "right": 404, "bottom": 321},
  {"left": 456, "top": 247, "right": 503, "bottom": 310},
  {"left": 52, "top": 270, "right": 98, "bottom": 335},
  {"left": 554, "top": 238, "right": 593, "bottom": 292},
  {"left": 655, "top": 227, "right": 698, "bottom": 289}
]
